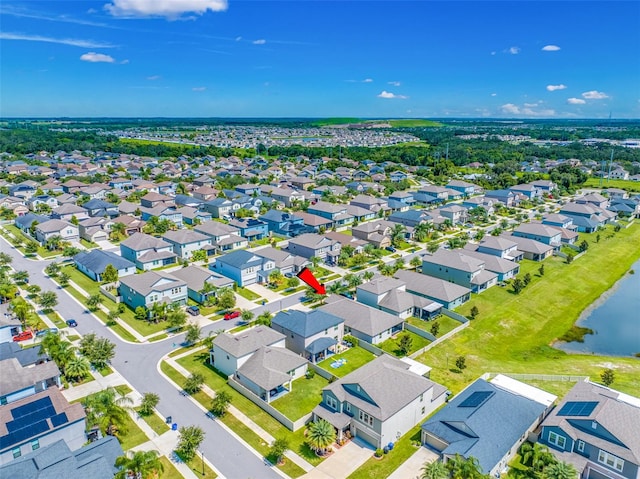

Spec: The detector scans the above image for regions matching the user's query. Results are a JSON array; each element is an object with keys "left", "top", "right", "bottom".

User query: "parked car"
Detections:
[
  {"left": 284, "top": 272, "right": 294, "bottom": 278},
  {"left": 66, "top": 319, "right": 78, "bottom": 327},
  {"left": 224, "top": 310, "right": 241, "bottom": 321},
  {"left": 186, "top": 305, "right": 200, "bottom": 316},
  {"left": 339, "top": 292, "right": 354, "bottom": 300},
  {"left": 36, "top": 328, "right": 59, "bottom": 337},
  {"left": 385, "top": 246, "right": 397, "bottom": 252},
  {"left": 13, "top": 331, "right": 33, "bottom": 342}
]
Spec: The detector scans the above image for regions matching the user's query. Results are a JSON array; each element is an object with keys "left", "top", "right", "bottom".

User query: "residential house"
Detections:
[
  {"left": 0, "top": 196, "right": 28, "bottom": 217},
  {"left": 262, "top": 186, "right": 307, "bottom": 207},
  {"left": 81, "top": 199, "right": 119, "bottom": 218},
  {"left": 26, "top": 195, "right": 58, "bottom": 212},
  {"left": 542, "top": 214, "right": 575, "bottom": 230},
  {"left": 476, "top": 236, "right": 523, "bottom": 261},
  {"left": 112, "top": 215, "right": 145, "bottom": 236},
  {"left": 313, "top": 354, "right": 448, "bottom": 448},
  {"left": 210, "top": 249, "right": 276, "bottom": 286},
  {"left": 509, "top": 184, "right": 542, "bottom": 200},
  {"left": 77, "top": 217, "right": 113, "bottom": 243},
  {"left": 389, "top": 171, "right": 409, "bottom": 183},
  {"left": 531, "top": 180, "right": 557, "bottom": 193},
  {"left": 73, "top": 249, "right": 136, "bottom": 282},
  {"left": 460, "top": 247, "right": 521, "bottom": 281},
  {"left": 323, "top": 231, "right": 367, "bottom": 254},
  {"left": 446, "top": 180, "right": 479, "bottom": 197},
  {"left": 421, "top": 249, "right": 498, "bottom": 293},
  {"left": 259, "top": 210, "right": 312, "bottom": 237},
  {"left": 575, "top": 193, "right": 609, "bottom": 209},
  {"left": 295, "top": 212, "right": 334, "bottom": 233},
  {"left": 0, "top": 358, "right": 60, "bottom": 406},
  {"left": 202, "top": 198, "right": 233, "bottom": 219},
  {"left": 169, "top": 265, "right": 234, "bottom": 304},
  {"left": 422, "top": 375, "right": 555, "bottom": 478},
  {"left": 389, "top": 210, "right": 431, "bottom": 228},
  {"left": 513, "top": 223, "right": 562, "bottom": 250},
  {"left": 504, "top": 234, "right": 554, "bottom": 261},
  {"left": 140, "top": 205, "right": 183, "bottom": 228},
  {"left": 609, "top": 168, "right": 629, "bottom": 180},
  {"left": 0, "top": 388, "right": 86, "bottom": 465},
  {"left": 485, "top": 189, "right": 517, "bottom": 207},
  {"left": 388, "top": 191, "right": 416, "bottom": 206},
  {"left": 14, "top": 213, "right": 48, "bottom": 234},
  {"left": 271, "top": 309, "right": 344, "bottom": 363},
  {"left": 212, "top": 326, "right": 286, "bottom": 377},
  {"left": 34, "top": 220, "right": 79, "bottom": 245},
  {"left": 439, "top": 204, "right": 469, "bottom": 225},
  {"left": 250, "top": 247, "right": 308, "bottom": 276},
  {"left": 179, "top": 206, "right": 212, "bottom": 225},
  {"left": 350, "top": 194, "right": 389, "bottom": 213},
  {"left": 319, "top": 297, "right": 404, "bottom": 345},
  {"left": 538, "top": 380, "right": 640, "bottom": 479},
  {"left": 193, "top": 221, "right": 248, "bottom": 253},
  {"left": 120, "top": 232, "right": 177, "bottom": 270},
  {"left": 290, "top": 176, "right": 315, "bottom": 190},
  {"left": 286, "top": 233, "right": 341, "bottom": 264},
  {"left": 140, "top": 192, "right": 174, "bottom": 209},
  {"left": 394, "top": 270, "right": 471, "bottom": 310},
  {"left": 228, "top": 218, "right": 269, "bottom": 241},
  {"left": 235, "top": 184, "right": 261, "bottom": 196},
  {"left": 118, "top": 270, "right": 187, "bottom": 311},
  {"left": 351, "top": 220, "right": 395, "bottom": 249},
  {"left": 307, "top": 201, "right": 354, "bottom": 228},
  {"left": 51, "top": 204, "right": 89, "bottom": 221},
  {"left": 357, "top": 276, "right": 443, "bottom": 320},
  {"left": 559, "top": 202, "right": 616, "bottom": 233},
  {"left": 345, "top": 204, "right": 376, "bottom": 222},
  {"left": 418, "top": 185, "right": 452, "bottom": 203},
  {"left": 162, "top": 230, "right": 213, "bottom": 259}
]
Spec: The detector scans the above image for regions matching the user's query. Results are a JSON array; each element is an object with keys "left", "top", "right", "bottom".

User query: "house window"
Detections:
[
  {"left": 12, "top": 448, "right": 21, "bottom": 459},
  {"left": 326, "top": 396, "right": 338, "bottom": 410},
  {"left": 421, "top": 406, "right": 425, "bottom": 415},
  {"left": 359, "top": 411, "right": 374, "bottom": 427},
  {"left": 346, "top": 403, "right": 351, "bottom": 413},
  {"left": 548, "top": 431, "right": 566, "bottom": 449},
  {"left": 31, "top": 440, "right": 39, "bottom": 451},
  {"left": 420, "top": 394, "right": 424, "bottom": 402},
  {"left": 598, "top": 450, "right": 624, "bottom": 472},
  {"left": 577, "top": 440, "right": 585, "bottom": 453}
]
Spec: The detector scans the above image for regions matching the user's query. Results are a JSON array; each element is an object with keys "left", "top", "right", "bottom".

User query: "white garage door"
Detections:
[{"left": 355, "top": 428, "right": 379, "bottom": 449}]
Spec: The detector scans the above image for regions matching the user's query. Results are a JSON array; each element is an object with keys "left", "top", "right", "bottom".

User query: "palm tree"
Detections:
[
  {"left": 543, "top": 461, "right": 577, "bottom": 479},
  {"left": 362, "top": 270, "right": 374, "bottom": 281},
  {"left": 414, "top": 222, "right": 432, "bottom": 243},
  {"left": 306, "top": 419, "right": 336, "bottom": 455},
  {"left": 390, "top": 224, "right": 406, "bottom": 247},
  {"left": 110, "top": 221, "right": 127, "bottom": 239},
  {"left": 65, "top": 356, "right": 90, "bottom": 382},
  {"left": 521, "top": 442, "right": 554, "bottom": 473},
  {"left": 115, "top": 450, "right": 164, "bottom": 479},
  {"left": 83, "top": 387, "right": 134, "bottom": 436},
  {"left": 447, "top": 454, "right": 483, "bottom": 479},
  {"left": 421, "top": 460, "right": 449, "bottom": 479}
]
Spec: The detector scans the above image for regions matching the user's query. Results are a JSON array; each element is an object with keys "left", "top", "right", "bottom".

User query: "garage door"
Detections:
[
  {"left": 355, "top": 428, "right": 379, "bottom": 449},
  {"left": 425, "top": 433, "right": 448, "bottom": 452}
]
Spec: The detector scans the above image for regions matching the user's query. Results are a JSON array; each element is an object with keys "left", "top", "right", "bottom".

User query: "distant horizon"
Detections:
[
  {"left": 3, "top": 117, "right": 640, "bottom": 122},
  {"left": 2, "top": 1, "right": 638, "bottom": 118}
]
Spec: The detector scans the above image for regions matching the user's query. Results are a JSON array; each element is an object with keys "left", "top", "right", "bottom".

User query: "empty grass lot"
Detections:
[
  {"left": 407, "top": 315, "right": 462, "bottom": 338},
  {"left": 379, "top": 330, "right": 431, "bottom": 357},
  {"left": 318, "top": 346, "right": 376, "bottom": 377},
  {"left": 271, "top": 374, "right": 328, "bottom": 421},
  {"left": 236, "top": 287, "right": 261, "bottom": 301},
  {"left": 417, "top": 223, "right": 640, "bottom": 396}
]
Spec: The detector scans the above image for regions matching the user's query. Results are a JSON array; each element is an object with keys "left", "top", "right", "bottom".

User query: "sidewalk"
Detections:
[
  {"left": 61, "top": 367, "right": 130, "bottom": 402},
  {"left": 164, "top": 355, "right": 314, "bottom": 473}
]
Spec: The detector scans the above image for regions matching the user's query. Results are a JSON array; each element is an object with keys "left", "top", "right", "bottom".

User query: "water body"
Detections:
[{"left": 557, "top": 258, "right": 640, "bottom": 357}]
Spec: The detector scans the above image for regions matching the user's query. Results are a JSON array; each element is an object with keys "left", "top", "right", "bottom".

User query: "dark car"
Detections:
[
  {"left": 66, "top": 319, "right": 78, "bottom": 327},
  {"left": 385, "top": 246, "right": 397, "bottom": 252},
  {"left": 186, "top": 305, "right": 200, "bottom": 316},
  {"left": 339, "top": 292, "right": 354, "bottom": 300},
  {"left": 224, "top": 310, "right": 241, "bottom": 321},
  {"left": 13, "top": 331, "right": 33, "bottom": 342}
]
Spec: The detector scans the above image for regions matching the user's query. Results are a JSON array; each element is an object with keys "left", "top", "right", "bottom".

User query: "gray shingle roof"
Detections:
[
  {"left": 0, "top": 358, "right": 60, "bottom": 397},
  {"left": 236, "top": 346, "right": 307, "bottom": 391},
  {"left": 119, "top": 271, "right": 185, "bottom": 296},
  {"left": 194, "top": 221, "right": 239, "bottom": 238},
  {"left": 73, "top": 249, "right": 135, "bottom": 275},
  {"left": 422, "top": 378, "right": 547, "bottom": 474},
  {"left": 36, "top": 219, "right": 74, "bottom": 233},
  {"left": 319, "top": 298, "right": 403, "bottom": 337},
  {"left": 120, "top": 232, "right": 171, "bottom": 251},
  {"left": 423, "top": 249, "right": 485, "bottom": 273},
  {"left": 272, "top": 309, "right": 343, "bottom": 338},
  {"left": 357, "top": 277, "right": 405, "bottom": 295},
  {"left": 325, "top": 355, "right": 447, "bottom": 421},
  {"left": 162, "top": 229, "right": 211, "bottom": 245},
  {"left": 168, "top": 265, "right": 233, "bottom": 291},
  {"left": 213, "top": 326, "right": 285, "bottom": 358},
  {"left": 394, "top": 270, "right": 471, "bottom": 303}
]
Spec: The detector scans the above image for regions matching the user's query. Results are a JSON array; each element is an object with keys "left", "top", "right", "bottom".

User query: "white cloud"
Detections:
[
  {"left": 524, "top": 102, "right": 538, "bottom": 107},
  {"left": 252, "top": 39, "right": 266, "bottom": 45},
  {"left": 388, "top": 81, "right": 401, "bottom": 87},
  {"left": 546, "top": 84, "right": 567, "bottom": 91},
  {"left": 146, "top": 75, "right": 161, "bottom": 80},
  {"left": 120, "top": 59, "right": 130, "bottom": 64},
  {"left": 105, "top": 0, "right": 227, "bottom": 18},
  {"left": 235, "top": 36, "right": 242, "bottom": 41},
  {"left": 582, "top": 90, "right": 609, "bottom": 99},
  {"left": 80, "top": 52, "right": 115, "bottom": 63},
  {"left": 491, "top": 93, "right": 497, "bottom": 97},
  {"left": 567, "top": 98, "right": 586, "bottom": 104},
  {"left": 542, "top": 45, "right": 561, "bottom": 51},
  {"left": 0, "top": 32, "right": 114, "bottom": 48},
  {"left": 508, "top": 46, "right": 520, "bottom": 54},
  {"left": 501, "top": 103, "right": 520, "bottom": 114},
  {"left": 377, "top": 91, "right": 408, "bottom": 99},
  {"left": 362, "top": 78, "right": 373, "bottom": 83},
  {"left": 192, "top": 86, "right": 206, "bottom": 91}
]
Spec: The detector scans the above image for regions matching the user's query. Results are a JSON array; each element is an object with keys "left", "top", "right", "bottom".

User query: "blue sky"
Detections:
[{"left": 1, "top": 1, "right": 639, "bottom": 118}]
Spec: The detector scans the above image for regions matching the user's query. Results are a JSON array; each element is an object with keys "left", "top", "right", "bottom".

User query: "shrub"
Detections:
[
  {"left": 374, "top": 449, "right": 384, "bottom": 458},
  {"left": 343, "top": 334, "right": 359, "bottom": 347},
  {"left": 305, "top": 368, "right": 316, "bottom": 379}
]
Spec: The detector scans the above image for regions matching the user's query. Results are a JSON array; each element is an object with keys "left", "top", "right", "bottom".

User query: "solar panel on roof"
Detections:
[
  {"left": 557, "top": 401, "right": 598, "bottom": 417},
  {"left": 459, "top": 391, "right": 494, "bottom": 408},
  {"left": 11, "top": 397, "right": 54, "bottom": 419},
  {"left": 50, "top": 412, "right": 68, "bottom": 427}
]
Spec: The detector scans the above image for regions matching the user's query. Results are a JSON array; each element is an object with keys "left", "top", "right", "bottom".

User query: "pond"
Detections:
[{"left": 557, "top": 258, "right": 640, "bottom": 357}]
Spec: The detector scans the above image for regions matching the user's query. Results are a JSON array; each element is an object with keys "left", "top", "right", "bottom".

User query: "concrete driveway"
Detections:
[
  {"left": 303, "top": 438, "right": 374, "bottom": 479},
  {"left": 387, "top": 447, "right": 439, "bottom": 479}
]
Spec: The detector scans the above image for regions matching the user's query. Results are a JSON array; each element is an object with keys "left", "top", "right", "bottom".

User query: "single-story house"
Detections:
[{"left": 394, "top": 270, "right": 471, "bottom": 310}]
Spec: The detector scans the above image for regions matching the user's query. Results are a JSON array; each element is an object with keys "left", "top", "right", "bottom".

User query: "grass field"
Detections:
[
  {"left": 118, "top": 413, "right": 149, "bottom": 450},
  {"left": 407, "top": 315, "right": 461, "bottom": 338},
  {"left": 135, "top": 408, "right": 170, "bottom": 435},
  {"left": 271, "top": 374, "right": 328, "bottom": 421},
  {"left": 583, "top": 177, "right": 640, "bottom": 192},
  {"left": 157, "top": 456, "right": 181, "bottom": 479},
  {"left": 379, "top": 330, "right": 431, "bottom": 357},
  {"left": 416, "top": 223, "right": 640, "bottom": 396},
  {"left": 317, "top": 346, "right": 376, "bottom": 377},
  {"left": 387, "top": 119, "right": 443, "bottom": 128},
  {"left": 236, "top": 287, "right": 261, "bottom": 301}
]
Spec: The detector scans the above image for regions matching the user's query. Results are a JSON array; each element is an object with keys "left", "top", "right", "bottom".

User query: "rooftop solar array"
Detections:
[
  {"left": 557, "top": 401, "right": 598, "bottom": 417},
  {"left": 459, "top": 391, "right": 494, "bottom": 408},
  {"left": 0, "top": 396, "right": 69, "bottom": 450}
]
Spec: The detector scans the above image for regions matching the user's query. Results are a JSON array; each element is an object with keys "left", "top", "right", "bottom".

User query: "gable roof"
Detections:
[
  {"left": 162, "top": 229, "right": 210, "bottom": 245},
  {"left": 120, "top": 232, "right": 171, "bottom": 251},
  {"left": 119, "top": 271, "right": 185, "bottom": 296},
  {"left": 423, "top": 249, "right": 485, "bottom": 273},
  {"left": 36, "top": 219, "right": 74, "bottom": 233},
  {"left": 73, "top": 249, "right": 135, "bottom": 274},
  {"left": 0, "top": 358, "right": 59, "bottom": 397},
  {"left": 215, "top": 249, "right": 264, "bottom": 269},
  {"left": 394, "top": 270, "right": 471, "bottom": 303},
  {"left": 236, "top": 346, "right": 307, "bottom": 391},
  {"left": 272, "top": 309, "right": 343, "bottom": 338},
  {"left": 325, "top": 355, "right": 447, "bottom": 421},
  {"left": 169, "top": 265, "right": 233, "bottom": 291},
  {"left": 213, "top": 326, "right": 285, "bottom": 358},
  {"left": 319, "top": 297, "right": 403, "bottom": 336}
]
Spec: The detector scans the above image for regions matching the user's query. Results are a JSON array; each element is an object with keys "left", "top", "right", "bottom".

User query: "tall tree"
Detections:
[
  {"left": 176, "top": 425, "right": 205, "bottom": 462},
  {"left": 544, "top": 461, "right": 577, "bottom": 479},
  {"left": 83, "top": 387, "right": 134, "bottom": 437},
  {"left": 102, "top": 264, "right": 119, "bottom": 283},
  {"left": 115, "top": 450, "right": 164, "bottom": 479},
  {"left": 139, "top": 393, "right": 160, "bottom": 416}
]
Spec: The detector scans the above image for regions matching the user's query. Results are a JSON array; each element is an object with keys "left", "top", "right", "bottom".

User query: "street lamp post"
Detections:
[{"left": 200, "top": 450, "right": 205, "bottom": 476}]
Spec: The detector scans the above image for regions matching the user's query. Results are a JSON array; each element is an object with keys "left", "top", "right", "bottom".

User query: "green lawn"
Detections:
[
  {"left": 583, "top": 177, "right": 640, "bottom": 193},
  {"left": 415, "top": 223, "right": 640, "bottom": 396},
  {"left": 182, "top": 454, "right": 218, "bottom": 479},
  {"left": 318, "top": 346, "right": 376, "bottom": 377},
  {"left": 97, "top": 365, "right": 113, "bottom": 376},
  {"left": 157, "top": 456, "right": 181, "bottom": 479},
  {"left": 172, "top": 351, "right": 326, "bottom": 467},
  {"left": 407, "top": 315, "right": 462, "bottom": 338},
  {"left": 45, "top": 310, "right": 67, "bottom": 329},
  {"left": 115, "top": 385, "right": 133, "bottom": 396},
  {"left": 5, "top": 225, "right": 60, "bottom": 258},
  {"left": 271, "top": 374, "right": 328, "bottom": 421},
  {"left": 118, "top": 413, "right": 149, "bottom": 450},
  {"left": 236, "top": 287, "right": 261, "bottom": 301},
  {"left": 135, "top": 408, "right": 170, "bottom": 435},
  {"left": 379, "top": 331, "right": 431, "bottom": 357}
]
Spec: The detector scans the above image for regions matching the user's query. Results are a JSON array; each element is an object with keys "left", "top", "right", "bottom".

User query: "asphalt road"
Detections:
[{"left": 2, "top": 237, "right": 283, "bottom": 479}]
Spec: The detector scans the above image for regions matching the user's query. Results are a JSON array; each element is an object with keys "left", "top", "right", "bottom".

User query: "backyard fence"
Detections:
[
  {"left": 308, "top": 362, "right": 336, "bottom": 381},
  {"left": 358, "top": 340, "right": 385, "bottom": 357},
  {"left": 409, "top": 321, "right": 470, "bottom": 359},
  {"left": 404, "top": 323, "right": 436, "bottom": 342},
  {"left": 99, "top": 282, "right": 121, "bottom": 303},
  {"left": 480, "top": 372, "right": 590, "bottom": 382},
  {"left": 227, "top": 376, "right": 311, "bottom": 431},
  {"left": 442, "top": 308, "right": 469, "bottom": 323}
]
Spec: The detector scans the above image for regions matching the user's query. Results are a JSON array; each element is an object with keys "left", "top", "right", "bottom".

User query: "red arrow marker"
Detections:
[{"left": 297, "top": 267, "right": 326, "bottom": 295}]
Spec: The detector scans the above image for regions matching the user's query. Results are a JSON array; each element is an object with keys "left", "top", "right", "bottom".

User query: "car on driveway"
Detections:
[
  {"left": 224, "top": 310, "right": 241, "bottom": 321},
  {"left": 385, "top": 246, "right": 397, "bottom": 252},
  {"left": 186, "top": 306, "right": 200, "bottom": 316},
  {"left": 13, "top": 331, "right": 33, "bottom": 342},
  {"left": 66, "top": 319, "right": 78, "bottom": 327}
]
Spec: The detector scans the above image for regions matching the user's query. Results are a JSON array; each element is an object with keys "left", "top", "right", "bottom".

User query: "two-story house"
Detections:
[
  {"left": 439, "top": 204, "right": 469, "bottom": 225},
  {"left": 259, "top": 210, "right": 313, "bottom": 237},
  {"left": 51, "top": 204, "right": 89, "bottom": 222},
  {"left": 307, "top": 201, "right": 354, "bottom": 229},
  {"left": 162, "top": 230, "right": 212, "bottom": 259},
  {"left": 446, "top": 180, "right": 479, "bottom": 197},
  {"left": 81, "top": 199, "right": 119, "bottom": 218},
  {"left": 485, "top": 189, "right": 518, "bottom": 207},
  {"left": 271, "top": 309, "right": 344, "bottom": 363},
  {"left": 227, "top": 218, "right": 269, "bottom": 241},
  {"left": 34, "top": 220, "right": 79, "bottom": 245},
  {"left": 211, "top": 249, "right": 276, "bottom": 287},
  {"left": 509, "top": 184, "right": 542, "bottom": 200},
  {"left": 193, "top": 221, "right": 248, "bottom": 253},
  {"left": 312, "top": 355, "right": 447, "bottom": 449},
  {"left": 120, "top": 232, "right": 177, "bottom": 270},
  {"left": 421, "top": 249, "right": 498, "bottom": 293},
  {"left": 167, "top": 265, "right": 234, "bottom": 305},
  {"left": 350, "top": 194, "right": 388, "bottom": 214},
  {"left": 394, "top": 270, "right": 471, "bottom": 310},
  {"left": 476, "top": 236, "right": 523, "bottom": 261},
  {"left": 539, "top": 380, "right": 640, "bottom": 479},
  {"left": 513, "top": 223, "right": 562, "bottom": 250},
  {"left": 286, "top": 233, "right": 341, "bottom": 264},
  {"left": 140, "top": 192, "right": 174, "bottom": 209},
  {"left": 202, "top": 198, "right": 233, "bottom": 218},
  {"left": 118, "top": 270, "right": 187, "bottom": 311}
]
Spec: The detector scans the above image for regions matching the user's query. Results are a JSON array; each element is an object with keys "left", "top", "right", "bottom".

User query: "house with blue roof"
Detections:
[
  {"left": 259, "top": 210, "right": 312, "bottom": 237},
  {"left": 485, "top": 189, "right": 517, "bottom": 207},
  {"left": 228, "top": 217, "right": 269, "bottom": 241},
  {"left": 81, "top": 199, "right": 119, "bottom": 218},
  {"left": 421, "top": 375, "right": 555, "bottom": 477},
  {"left": 271, "top": 310, "right": 344, "bottom": 363},
  {"left": 73, "top": 250, "right": 136, "bottom": 282},
  {"left": 211, "top": 249, "right": 276, "bottom": 287}
]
